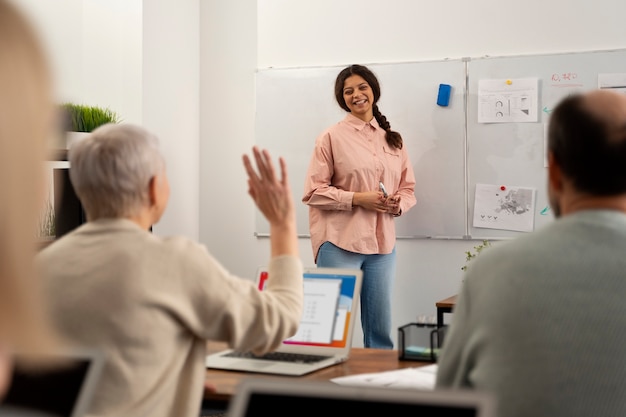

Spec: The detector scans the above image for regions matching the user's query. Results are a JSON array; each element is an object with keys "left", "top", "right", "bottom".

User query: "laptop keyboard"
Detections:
[{"left": 224, "top": 351, "right": 331, "bottom": 364}]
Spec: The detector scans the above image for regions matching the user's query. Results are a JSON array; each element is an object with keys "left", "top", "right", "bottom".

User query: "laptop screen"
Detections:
[
  {"left": 228, "top": 378, "right": 496, "bottom": 417},
  {"left": 257, "top": 268, "right": 359, "bottom": 349},
  {"left": 244, "top": 394, "right": 478, "bottom": 416},
  {"left": 3, "top": 350, "right": 103, "bottom": 417}
]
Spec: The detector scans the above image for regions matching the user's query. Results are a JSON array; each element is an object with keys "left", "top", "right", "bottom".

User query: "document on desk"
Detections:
[{"left": 330, "top": 364, "right": 437, "bottom": 390}]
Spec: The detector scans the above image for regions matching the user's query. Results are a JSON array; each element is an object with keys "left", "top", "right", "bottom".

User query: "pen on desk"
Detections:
[{"left": 379, "top": 182, "right": 388, "bottom": 198}]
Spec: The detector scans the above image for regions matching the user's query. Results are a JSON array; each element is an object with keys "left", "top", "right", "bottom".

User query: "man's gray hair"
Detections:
[{"left": 68, "top": 123, "right": 166, "bottom": 220}]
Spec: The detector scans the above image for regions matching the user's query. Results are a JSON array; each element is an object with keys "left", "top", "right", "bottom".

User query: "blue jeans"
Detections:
[{"left": 316, "top": 241, "right": 396, "bottom": 349}]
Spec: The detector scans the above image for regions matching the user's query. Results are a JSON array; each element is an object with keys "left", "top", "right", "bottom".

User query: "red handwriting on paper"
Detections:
[
  {"left": 551, "top": 72, "right": 583, "bottom": 88},
  {"left": 551, "top": 72, "right": 578, "bottom": 82}
]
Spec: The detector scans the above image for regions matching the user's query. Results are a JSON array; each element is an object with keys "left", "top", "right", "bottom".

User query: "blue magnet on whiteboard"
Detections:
[{"left": 437, "top": 84, "right": 451, "bottom": 107}]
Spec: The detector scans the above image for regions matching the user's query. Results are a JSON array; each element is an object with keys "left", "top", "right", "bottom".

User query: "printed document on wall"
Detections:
[
  {"left": 478, "top": 78, "right": 538, "bottom": 123},
  {"left": 473, "top": 183, "right": 536, "bottom": 232},
  {"left": 598, "top": 73, "right": 626, "bottom": 95}
]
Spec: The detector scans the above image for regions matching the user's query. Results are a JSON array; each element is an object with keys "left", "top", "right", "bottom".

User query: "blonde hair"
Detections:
[{"left": 0, "top": 0, "right": 58, "bottom": 352}]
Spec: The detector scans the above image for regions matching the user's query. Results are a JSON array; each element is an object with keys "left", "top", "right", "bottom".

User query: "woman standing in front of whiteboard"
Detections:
[{"left": 302, "top": 64, "right": 416, "bottom": 349}]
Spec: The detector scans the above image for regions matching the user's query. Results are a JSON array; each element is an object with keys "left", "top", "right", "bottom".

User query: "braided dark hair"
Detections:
[{"left": 334, "top": 64, "right": 403, "bottom": 149}]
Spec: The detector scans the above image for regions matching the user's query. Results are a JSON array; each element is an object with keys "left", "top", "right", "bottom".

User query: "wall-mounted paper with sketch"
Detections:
[
  {"left": 478, "top": 78, "right": 538, "bottom": 123},
  {"left": 598, "top": 73, "right": 626, "bottom": 94},
  {"left": 473, "top": 183, "right": 536, "bottom": 232}
]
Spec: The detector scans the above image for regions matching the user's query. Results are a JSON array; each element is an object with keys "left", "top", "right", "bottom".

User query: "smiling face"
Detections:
[{"left": 342, "top": 75, "right": 374, "bottom": 122}]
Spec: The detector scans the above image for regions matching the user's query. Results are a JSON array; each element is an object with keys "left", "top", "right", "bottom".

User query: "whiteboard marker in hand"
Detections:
[{"left": 379, "top": 182, "right": 388, "bottom": 198}]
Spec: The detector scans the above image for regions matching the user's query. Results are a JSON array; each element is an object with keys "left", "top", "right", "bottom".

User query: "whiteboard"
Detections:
[
  {"left": 255, "top": 59, "right": 468, "bottom": 238},
  {"left": 467, "top": 48, "right": 626, "bottom": 239},
  {"left": 254, "top": 48, "right": 626, "bottom": 240}
]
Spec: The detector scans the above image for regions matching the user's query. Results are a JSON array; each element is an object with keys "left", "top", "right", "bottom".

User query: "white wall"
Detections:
[
  {"left": 201, "top": 0, "right": 626, "bottom": 347},
  {"left": 143, "top": 0, "right": 200, "bottom": 239},
  {"left": 257, "top": 0, "right": 626, "bottom": 68},
  {"left": 18, "top": 0, "right": 142, "bottom": 125},
  {"left": 199, "top": 0, "right": 263, "bottom": 267},
  {"left": 19, "top": 0, "right": 199, "bottom": 239}
]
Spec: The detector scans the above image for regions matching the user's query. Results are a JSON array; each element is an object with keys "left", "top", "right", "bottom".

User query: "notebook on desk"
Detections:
[
  {"left": 227, "top": 378, "right": 496, "bottom": 417},
  {"left": 205, "top": 266, "right": 363, "bottom": 376}
]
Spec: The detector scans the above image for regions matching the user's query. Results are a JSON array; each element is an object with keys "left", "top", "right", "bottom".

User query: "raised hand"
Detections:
[{"left": 242, "top": 146, "right": 295, "bottom": 226}]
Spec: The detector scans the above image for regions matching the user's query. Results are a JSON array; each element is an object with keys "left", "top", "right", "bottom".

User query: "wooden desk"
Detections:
[
  {"left": 204, "top": 342, "right": 429, "bottom": 405},
  {"left": 435, "top": 295, "right": 457, "bottom": 328}
]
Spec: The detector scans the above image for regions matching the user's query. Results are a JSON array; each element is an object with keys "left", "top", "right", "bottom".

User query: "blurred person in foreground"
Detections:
[
  {"left": 436, "top": 89, "right": 626, "bottom": 417},
  {"left": 37, "top": 123, "right": 303, "bottom": 417},
  {"left": 0, "top": 0, "right": 59, "bottom": 406}
]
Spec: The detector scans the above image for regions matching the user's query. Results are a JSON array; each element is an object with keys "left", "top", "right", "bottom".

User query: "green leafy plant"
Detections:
[
  {"left": 461, "top": 240, "right": 492, "bottom": 271},
  {"left": 61, "top": 103, "right": 120, "bottom": 132}
]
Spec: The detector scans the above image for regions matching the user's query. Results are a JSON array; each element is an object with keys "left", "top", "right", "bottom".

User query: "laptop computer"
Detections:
[
  {"left": 226, "top": 378, "right": 497, "bottom": 417},
  {"left": 205, "top": 266, "right": 363, "bottom": 376},
  {"left": 2, "top": 348, "right": 104, "bottom": 417}
]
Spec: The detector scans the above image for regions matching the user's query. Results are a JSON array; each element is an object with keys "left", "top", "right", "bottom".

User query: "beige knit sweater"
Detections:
[{"left": 37, "top": 219, "right": 303, "bottom": 417}]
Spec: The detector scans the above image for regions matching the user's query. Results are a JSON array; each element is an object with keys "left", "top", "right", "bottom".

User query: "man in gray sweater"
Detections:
[
  {"left": 436, "top": 89, "right": 626, "bottom": 417},
  {"left": 37, "top": 124, "right": 303, "bottom": 417}
]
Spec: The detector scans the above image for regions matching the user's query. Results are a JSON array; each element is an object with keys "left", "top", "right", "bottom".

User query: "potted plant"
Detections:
[
  {"left": 461, "top": 240, "right": 492, "bottom": 271},
  {"left": 61, "top": 103, "right": 120, "bottom": 149},
  {"left": 38, "top": 104, "right": 120, "bottom": 246}
]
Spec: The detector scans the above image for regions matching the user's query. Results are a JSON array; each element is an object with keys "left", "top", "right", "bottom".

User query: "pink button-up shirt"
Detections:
[{"left": 302, "top": 113, "right": 417, "bottom": 262}]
